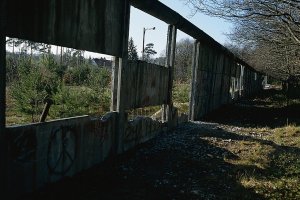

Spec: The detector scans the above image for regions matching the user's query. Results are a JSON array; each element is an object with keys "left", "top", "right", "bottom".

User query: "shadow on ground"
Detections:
[{"left": 203, "top": 89, "right": 300, "bottom": 128}]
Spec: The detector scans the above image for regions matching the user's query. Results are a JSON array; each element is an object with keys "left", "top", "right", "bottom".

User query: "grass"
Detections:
[
  {"left": 220, "top": 124, "right": 300, "bottom": 199},
  {"left": 6, "top": 87, "right": 33, "bottom": 125},
  {"left": 202, "top": 87, "right": 300, "bottom": 199},
  {"left": 173, "top": 83, "right": 190, "bottom": 114},
  {"left": 173, "top": 83, "right": 190, "bottom": 104}
]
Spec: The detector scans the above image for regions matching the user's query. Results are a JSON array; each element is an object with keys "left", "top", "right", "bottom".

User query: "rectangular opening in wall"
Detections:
[
  {"left": 5, "top": 37, "right": 113, "bottom": 126},
  {"left": 129, "top": 6, "right": 168, "bottom": 64},
  {"left": 173, "top": 30, "right": 194, "bottom": 116}
]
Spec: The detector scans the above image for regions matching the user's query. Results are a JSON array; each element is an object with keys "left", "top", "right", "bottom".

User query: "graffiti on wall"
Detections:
[
  {"left": 47, "top": 126, "right": 77, "bottom": 176},
  {"left": 11, "top": 129, "right": 36, "bottom": 163}
]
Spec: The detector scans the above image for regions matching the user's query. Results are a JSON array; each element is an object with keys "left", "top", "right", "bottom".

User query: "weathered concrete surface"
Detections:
[
  {"left": 123, "top": 61, "right": 169, "bottom": 109},
  {"left": 0, "top": 0, "right": 5, "bottom": 131},
  {"left": 5, "top": 111, "right": 188, "bottom": 199},
  {"left": 0, "top": 0, "right": 7, "bottom": 196},
  {"left": 6, "top": 114, "right": 118, "bottom": 197},
  {"left": 5, "top": 0, "right": 126, "bottom": 57},
  {"left": 189, "top": 43, "right": 264, "bottom": 121}
]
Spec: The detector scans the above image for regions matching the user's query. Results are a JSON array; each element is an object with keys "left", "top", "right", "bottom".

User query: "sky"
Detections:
[{"left": 129, "top": 0, "right": 232, "bottom": 57}]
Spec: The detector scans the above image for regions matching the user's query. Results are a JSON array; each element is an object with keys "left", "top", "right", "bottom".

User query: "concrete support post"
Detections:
[
  {"left": 0, "top": 0, "right": 5, "bottom": 134},
  {"left": 110, "top": 57, "right": 119, "bottom": 111},
  {"left": 189, "top": 40, "right": 200, "bottom": 121},
  {"left": 0, "top": 0, "right": 7, "bottom": 196},
  {"left": 162, "top": 25, "right": 176, "bottom": 128},
  {"left": 116, "top": 0, "right": 130, "bottom": 153}
]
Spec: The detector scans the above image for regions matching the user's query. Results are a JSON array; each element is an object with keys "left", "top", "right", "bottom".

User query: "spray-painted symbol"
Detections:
[{"left": 47, "top": 126, "right": 76, "bottom": 176}]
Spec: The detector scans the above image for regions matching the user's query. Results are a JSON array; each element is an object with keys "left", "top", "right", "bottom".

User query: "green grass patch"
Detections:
[
  {"left": 223, "top": 124, "right": 300, "bottom": 199},
  {"left": 173, "top": 83, "right": 190, "bottom": 104}
]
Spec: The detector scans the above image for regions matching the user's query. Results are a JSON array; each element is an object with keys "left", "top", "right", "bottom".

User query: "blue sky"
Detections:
[{"left": 129, "top": 0, "right": 232, "bottom": 57}]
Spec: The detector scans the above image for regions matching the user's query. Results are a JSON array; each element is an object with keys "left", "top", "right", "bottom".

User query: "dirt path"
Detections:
[{"left": 21, "top": 89, "right": 300, "bottom": 200}]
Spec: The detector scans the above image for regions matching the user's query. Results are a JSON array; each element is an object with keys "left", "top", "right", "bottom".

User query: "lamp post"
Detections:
[{"left": 142, "top": 27, "right": 155, "bottom": 60}]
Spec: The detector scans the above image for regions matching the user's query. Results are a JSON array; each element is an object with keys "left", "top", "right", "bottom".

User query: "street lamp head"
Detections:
[{"left": 144, "top": 27, "right": 156, "bottom": 31}]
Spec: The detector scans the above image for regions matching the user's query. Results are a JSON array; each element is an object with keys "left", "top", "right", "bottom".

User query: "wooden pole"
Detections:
[{"left": 39, "top": 100, "right": 53, "bottom": 122}]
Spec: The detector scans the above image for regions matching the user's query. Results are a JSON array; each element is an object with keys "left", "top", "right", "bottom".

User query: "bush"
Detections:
[
  {"left": 173, "top": 83, "right": 190, "bottom": 103},
  {"left": 50, "top": 86, "right": 111, "bottom": 117},
  {"left": 40, "top": 55, "right": 67, "bottom": 81},
  {"left": 11, "top": 60, "right": 59, "bottom": 122},
  {"left": 63, "top": 65, "right": 91, "bottom": 85},
  {"left": 88, "top": 68, "right": 110, "bottom": 92}
]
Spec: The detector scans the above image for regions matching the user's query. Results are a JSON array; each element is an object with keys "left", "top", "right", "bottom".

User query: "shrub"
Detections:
[
  {"left": 50, "top": 85, "right": 96, "bottom": 118},
  {"left": 11, "top": 61, "right": 59, "bottom": 122},
  {"left": 173, "top": 83, "right": 190, "bottom": 103},
  {"left": 63, "top": 65, "right": 91, "bottom": 85}
]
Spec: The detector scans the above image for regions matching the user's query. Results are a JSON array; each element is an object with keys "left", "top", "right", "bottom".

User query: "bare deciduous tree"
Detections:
[
  {"left": 174, "top": 38, "right": 193, "bottom": 82},
  {"left": 183, "top": 0, "right": 300, "bottom": 80}
]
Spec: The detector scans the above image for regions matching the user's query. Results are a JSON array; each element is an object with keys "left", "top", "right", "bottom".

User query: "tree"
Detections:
[
  {"left": 183, "top": 0, "right": 300, "bottom": 80},
  {"left": 144, "top": 43, "right": 157, "bottom": 61},
  {"left": 11, "top": 59, "right": 59, "bottom": 122},
  {"left": 128, "top": 37, "right": 139, "bottom": 60},
  {"left": 174, "top": 38, "right": 193, "bottom": 82},
  {"left": 157, "top": 38, "right": 193, "bottom": 82},
  {"left": 153, "top": 55, "right": 166, "bottom": 66}
]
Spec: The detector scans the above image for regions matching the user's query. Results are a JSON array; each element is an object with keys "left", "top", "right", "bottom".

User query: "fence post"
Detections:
[
  {"left": 162, "top": 25, "right": 176, "bottom": 128},
  {"left": 189, "top": 40, "right": 200, "bottom": 121},
  {"left": 0, "top": 0, "right": 7, "bottom": 196},
  {"left": 116, "top": 0, "right": 130, "bottom": 154}
]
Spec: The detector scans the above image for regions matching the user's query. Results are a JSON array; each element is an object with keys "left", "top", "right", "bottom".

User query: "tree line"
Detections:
[{"left": 183, "top": 0, "right": 300, "bottom": 81}]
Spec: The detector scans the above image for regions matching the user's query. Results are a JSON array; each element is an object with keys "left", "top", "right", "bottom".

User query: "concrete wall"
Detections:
[
  {"left": 5, "top": 0, "right": 126, "bottom": 57},
  {"left": 5, "top": 111, "right": 188, "bottom": 198},
  {"left": 6, "top": 114, "right": 117, "bottom": 197},
  {"left": 190, "top": 43, "right": 263, "bottom": 120},
  {"left": 123, "top": 61, "right": 169, "bottom": 109}
]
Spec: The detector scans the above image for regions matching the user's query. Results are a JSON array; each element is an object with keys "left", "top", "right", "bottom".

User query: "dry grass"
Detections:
[
  {"left": 271, "top": 125, "right": 300, "bottom": 146},
  {"left": 220, "top": 124, "right": 300, "bottom": 199}
]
